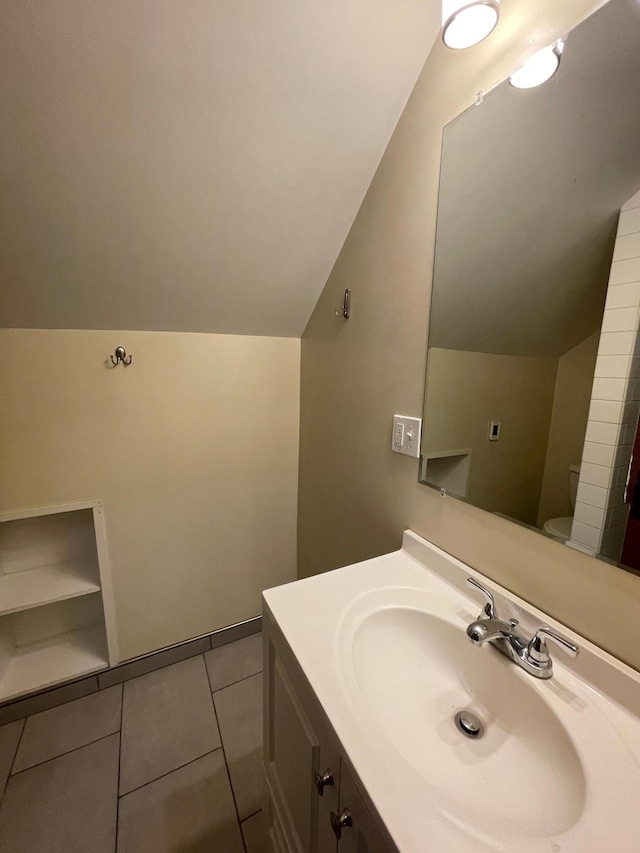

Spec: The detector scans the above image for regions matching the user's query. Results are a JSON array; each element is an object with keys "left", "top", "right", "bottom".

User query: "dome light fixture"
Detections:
[
  {"left": 509, "top": 40, "right": 564, "bottom": 89},
  {"left": 442, "top": 1, "right": 500, "bottom": 50}
]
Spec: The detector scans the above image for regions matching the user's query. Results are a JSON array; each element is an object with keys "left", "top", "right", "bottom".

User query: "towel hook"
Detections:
[
  {"left": 110, "top": 346, "right": 132, "bottom": 367},
  {"left": 335, "top": 288, "right": 351, "bottom": 319}
]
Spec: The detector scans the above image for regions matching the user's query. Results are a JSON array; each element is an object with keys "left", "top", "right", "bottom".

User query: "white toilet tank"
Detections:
[{"left": 569, "top": 463, "right": 581, "bottom": 510}]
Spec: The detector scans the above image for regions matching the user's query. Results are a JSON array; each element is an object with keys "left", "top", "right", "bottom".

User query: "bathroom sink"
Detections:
[
  {"left": 265, "top": 531, "right": 640, "bottom": 852},
  {"left": 336, "top": 584, "right": 640, "bottom": 850},
  {"left": 346, "top": 601, "right": 584, "bottom": 836}
]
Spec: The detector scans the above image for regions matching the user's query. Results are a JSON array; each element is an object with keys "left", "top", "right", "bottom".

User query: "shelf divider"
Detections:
[{"left": 0, "top": 561, "right": 101, "bottom": 617}]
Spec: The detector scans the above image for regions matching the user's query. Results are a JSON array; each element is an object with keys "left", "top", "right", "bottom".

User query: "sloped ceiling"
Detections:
[
  {"left": 0, "top": 0, "right": 440, "bottom": 336},
  {"left": 431, "top": 0, "right": 640, "bottom": 357}
]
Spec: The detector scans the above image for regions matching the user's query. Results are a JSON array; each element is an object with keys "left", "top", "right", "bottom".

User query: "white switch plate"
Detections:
[{"left": 391, "top": 415, "right": 422, "bottom": 458}]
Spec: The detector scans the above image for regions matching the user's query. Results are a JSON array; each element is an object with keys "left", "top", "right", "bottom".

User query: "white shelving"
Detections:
[
  {"left": 0, "top": 501, "right": 117, "bottom": 703},
  {"left": 0, "top": 560, "right": 101, "bottom": 616},
  {"left": 0, "top": 625, "right": 108, "bottom": 704}
]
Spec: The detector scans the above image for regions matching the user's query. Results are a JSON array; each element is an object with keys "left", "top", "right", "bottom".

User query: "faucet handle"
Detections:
[
  {"left": 527, "top": 627, "right": 580, "bottom": 668},
  {"left": 466, "top": 577, "right": 499, "bottom": 620}
]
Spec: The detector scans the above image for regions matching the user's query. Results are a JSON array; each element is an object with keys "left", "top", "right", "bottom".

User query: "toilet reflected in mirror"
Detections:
[{"left": 543, "top": 465, "right": 581, "bottom": 544}]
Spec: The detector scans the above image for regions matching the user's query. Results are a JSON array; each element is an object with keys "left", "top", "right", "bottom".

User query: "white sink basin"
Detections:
[
  {"left": 348, "top": 601, "right": 585, "bottom": 837},
  {"left": 265, "top": 531, "right": 640, "bottom": 852},
  {"left": 336, "top": 584, "right": 640, "bottom": 851}
]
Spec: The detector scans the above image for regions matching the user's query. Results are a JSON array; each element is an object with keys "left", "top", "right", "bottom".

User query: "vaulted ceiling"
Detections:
[{"left": 0, "top": 0, "right": 440, "bottom": 336}]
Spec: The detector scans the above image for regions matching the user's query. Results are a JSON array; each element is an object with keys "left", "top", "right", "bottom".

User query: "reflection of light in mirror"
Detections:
[
  {"left": 442, "top": 1, "right": 500, "bottom": 49},
  {"left": 509, "top": 40, "right": 564, "bottom": 89}
]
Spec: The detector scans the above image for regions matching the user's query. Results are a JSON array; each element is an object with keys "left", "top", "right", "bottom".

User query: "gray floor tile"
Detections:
[
  {"left": 0, "top": 721, "right": 24, "bottom": 799},
  {"left": 0, "top": 676, "right": 99, "bottom": 726},
  {"left": 13, "top": 685, "right": 122, "bottom": 773},
  {"left": 0, "top": 733, "right": 119, "bottom": 853},
  {"left": 98, "top": 636, "right": 211, "bottom": 689},
  {"left": 214, "top": 672, "right": 263, "bottom": 820},
  {"left": 117, "top": 749, "right": 244, "bottom": 853},
  {"left": 242, "top": 810, "right": 270, "bottom": 853},
  {"left": 119, "top": 655, "right": 220, "bottom": 795},
  {"left": 204, "top": 632, "right": 263, "bottom": 693}
]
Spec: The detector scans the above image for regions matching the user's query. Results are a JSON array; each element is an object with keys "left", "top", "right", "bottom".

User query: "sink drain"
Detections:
[{"left": 454, "top": 710, "right": 485, "bottom": 739}]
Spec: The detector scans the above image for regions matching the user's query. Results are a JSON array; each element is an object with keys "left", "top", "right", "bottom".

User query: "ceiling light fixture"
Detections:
[
  {"left": 509, "top": 40, "right": 564, "bottom": 89},
  {"left": 442, "top": 1, "right": 500, "bottom": 50}
]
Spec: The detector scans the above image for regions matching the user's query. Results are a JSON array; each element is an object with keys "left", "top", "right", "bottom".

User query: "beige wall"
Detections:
[
  {"left": 538, "top": 332, "right": 599, "bottom": 527},
  {"left": 299, "top": 0, "right": 640, "bottom": 671},
  {"left": 424, "top": 349, "right": 557, "bottom": 525},
  {"left": 1, "top": 329, "right": 300, "bottom": 661}
]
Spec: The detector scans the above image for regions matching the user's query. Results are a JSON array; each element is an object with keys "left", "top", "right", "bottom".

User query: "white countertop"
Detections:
[{"left": 263, "top": 530, "right": 640, "bottom": 852}]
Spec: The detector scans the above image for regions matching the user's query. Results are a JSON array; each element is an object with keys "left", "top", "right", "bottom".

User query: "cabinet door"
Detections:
[
  {"left": 266, "top": 656, "right": 318, "bottom": 851},
  {"left": 313, "top": 732, "right": 340, "bottom": 853},
  {"left": 264, "top": 623, "right": 339, "bottom": 853},
  {"left": 335, "top": 762, "right": 390, "bottom": 853}
]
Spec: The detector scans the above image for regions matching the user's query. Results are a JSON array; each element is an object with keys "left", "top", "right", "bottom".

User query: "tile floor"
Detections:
[{"left": 0, "top": 633, "right": 269, "bottom": 852}]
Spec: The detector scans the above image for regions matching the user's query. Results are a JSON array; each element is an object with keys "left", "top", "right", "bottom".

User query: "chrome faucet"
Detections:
[{"left": 465, "top": 577, "right": 579, "bottom": 679}]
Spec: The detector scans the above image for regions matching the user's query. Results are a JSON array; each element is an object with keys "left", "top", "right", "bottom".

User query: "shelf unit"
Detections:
[
  {"left": 0, "top": 500, "right": 117, "bottom": 703},
  {"left": 421, "top": 448, "right": 472, "bottom": 498}
]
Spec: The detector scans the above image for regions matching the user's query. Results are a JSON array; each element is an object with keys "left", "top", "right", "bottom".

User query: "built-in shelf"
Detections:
[
  {"left": 421, "top": 448, "right": 472, "bottom": 498},
  {"left": 0, "top": 625, "right": 109, "bottom": 703},
  {"left": 0, "top": 560, "right": 101, "bottom": 617},
  {"left": 0, "top": 500, "right": 117, "bottom": 704}
]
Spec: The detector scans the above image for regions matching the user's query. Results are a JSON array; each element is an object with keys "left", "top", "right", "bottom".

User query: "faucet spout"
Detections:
[
  {"left": 464, "top": 577, "right": 580, "bottom": 679},
  {"left": 466, "top": 618, "right": 514, "bottom": 646}
]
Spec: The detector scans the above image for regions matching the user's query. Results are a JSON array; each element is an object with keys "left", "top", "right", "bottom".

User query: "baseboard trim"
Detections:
[{"left": 0, "top": 616, "right": 262, "bottom": 724}]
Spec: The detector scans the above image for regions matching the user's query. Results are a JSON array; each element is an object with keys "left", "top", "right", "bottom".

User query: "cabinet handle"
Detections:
[
  {"left": 315, "top": 768, "right": 334, "bottom": 796},
  {"left": 330, "top": 808, "right": 352, "bottom": 839}
]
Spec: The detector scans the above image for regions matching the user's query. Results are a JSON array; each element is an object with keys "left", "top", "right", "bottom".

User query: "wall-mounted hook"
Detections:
[
  {"left": 335, "top": 288, "right": 351, "bottom": 319},
  {"left": 110, "top": 346, "right": 132, "bottom": 367}
]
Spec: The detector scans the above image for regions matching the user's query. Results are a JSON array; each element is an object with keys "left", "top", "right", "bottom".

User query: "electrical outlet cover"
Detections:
[{"left": 391, "top": 415, "right": 422, "bottom": 458}]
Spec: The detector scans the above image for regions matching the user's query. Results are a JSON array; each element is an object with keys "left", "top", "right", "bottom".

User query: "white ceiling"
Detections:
[
  {"left": 0, "top": 0, "right": 440, "bottom": 336},
  {"left": 431, "top": 0, "right": 640, "bottom": 357}
]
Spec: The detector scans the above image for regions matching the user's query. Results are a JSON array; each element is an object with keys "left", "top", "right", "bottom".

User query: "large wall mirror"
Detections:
[{"left": 421, "top": 0, "right": 640, "bottom": 570}]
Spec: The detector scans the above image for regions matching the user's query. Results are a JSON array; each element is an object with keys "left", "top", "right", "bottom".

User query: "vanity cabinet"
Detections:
[
  {"left": 263, "top": 606, "right": 393, "bottom": 853},
  {"left": 334, "top": 761, "right": 387, "bottom": 853}
]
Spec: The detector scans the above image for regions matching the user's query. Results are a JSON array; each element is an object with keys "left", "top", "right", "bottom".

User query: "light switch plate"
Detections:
[{"left": 392, "top": 415, "right": 422, "bottom": 458}]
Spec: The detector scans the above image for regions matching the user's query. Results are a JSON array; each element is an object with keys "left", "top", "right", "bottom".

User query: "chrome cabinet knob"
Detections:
[
  {"left": 330, "top": 808, "right": 352, "bottom": 839},
  {"left": 315, "top": 768, "right": 334, "bottom": 796}
]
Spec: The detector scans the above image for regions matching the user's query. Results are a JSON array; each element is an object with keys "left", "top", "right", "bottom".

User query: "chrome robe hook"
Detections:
[
  {"left": 110, "top": 346, "right": 132, "bottom": 366},
  {"left": 335, "top": 288, "right": 351, "bottom": 319}
]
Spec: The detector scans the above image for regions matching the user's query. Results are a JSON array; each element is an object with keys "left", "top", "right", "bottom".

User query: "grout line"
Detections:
[
  {"left": 616, "top": 227, "right": 640, "bottom": 239},
  {"left": 211, "top": 668, "right": 263, "bottom": 696},
  {"left": 117, "top": 747, "right": 223, "bottom": 800},
  {"left": 241, "top": 808, "right": 262, "bottom": 824},
  {"left": 115, "top": 685, "right": 124, "bottom": 851},
  {"left": 2, "top": 718, "right": 26, "bottom": 798},
  {"left": 203, "top": 653, "right": 215, "bottom": 693},
  {"left": 10, "top": 730, "right": 119, "bottom": 778},
  {"left": 209, "top": 689, "right": 247, "bottom": 853}
]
